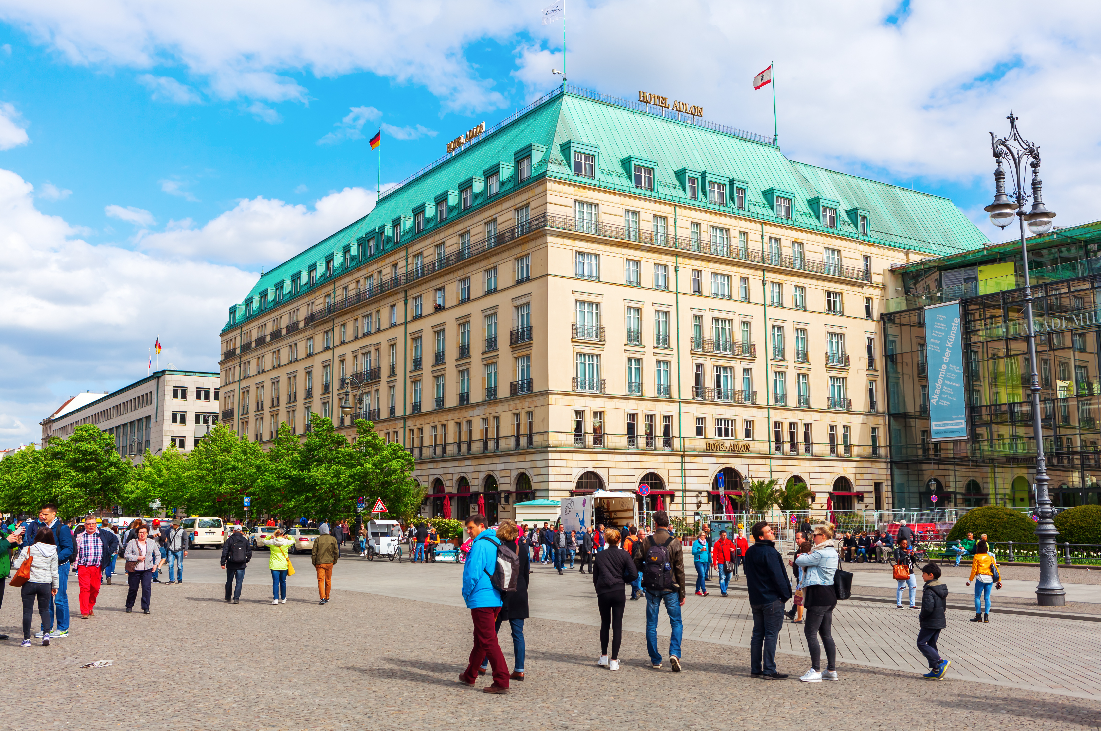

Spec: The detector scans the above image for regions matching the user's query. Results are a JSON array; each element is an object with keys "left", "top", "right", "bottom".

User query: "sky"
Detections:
[{"left": 2, "top": 0, "right": 1100, "bottom": 448}]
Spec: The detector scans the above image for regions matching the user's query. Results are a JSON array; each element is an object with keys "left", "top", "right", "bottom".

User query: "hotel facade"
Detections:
[{"left": 218, "top": 86, "right": 986, "bottom": 522}]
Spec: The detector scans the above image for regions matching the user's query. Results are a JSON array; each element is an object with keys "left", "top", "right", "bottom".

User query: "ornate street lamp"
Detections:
[{"left": 984, "top": 113, "right": 1064, "bottom": 606}]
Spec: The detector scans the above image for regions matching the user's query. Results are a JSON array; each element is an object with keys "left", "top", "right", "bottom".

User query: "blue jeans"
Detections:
[
  {"left": 974, "top": 579, "right": 993, "bottom": 613},
  {"left": 271, "top": 569, "right": 288, "bottom": 600},
  {"left": 750, "top": 599, "right": 785, "bottom": 674},
  {"left": 45, "top": 562, "right": 70, "bottom": 633},
  {"left": 717, "top": 563, "right": 731, "bottom": 594},
  {"left": 644, "top": 591, "right": 683, "bottom": 666},
  {"left": 481, "top": 617, "right": 526, "bottom": 673},
  {"left": 414, "top": 543, "right": 425, "bottom": 562},
  {"left": 554, "top": 546, "right": 565, "bottom": 570},
  {"left": 103, "top": 554, "right": 117, "bottom": 580},
  {"left": 631, "top": 572, "right": 642, "bottom": 598},
  {"left": 897, "top": 575, "right": 917, "bottom": 606},
  {"left": 167, "top": 550, "right": 184, "bottom": 582},
  {"left": 694, "top": 561, "right": 708, "bottom": 593},
  {"left": 225, "top": 567, "right": 246, "bottom": 601},
  {"left": 566, "top": 548, "right": 575, "bottom": 568},
  {"left": 954, "top": 546, "right": 967, "bottom": 567}
]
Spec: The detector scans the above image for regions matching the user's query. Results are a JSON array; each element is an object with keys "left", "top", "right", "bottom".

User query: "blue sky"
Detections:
[{"left": 1, "top": 0, "right": 1098, "bottom": 448}]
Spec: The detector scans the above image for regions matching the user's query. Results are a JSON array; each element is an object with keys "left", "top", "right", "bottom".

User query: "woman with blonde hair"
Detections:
[
  {"left": 265, "top": 529, "right": 293, "bottom": 605},
  {"left": 794, "top": 523, "right": 840, "bottom": 683},
  {"left": 592, "top": 528, "right": 638, "bottom": 671}
]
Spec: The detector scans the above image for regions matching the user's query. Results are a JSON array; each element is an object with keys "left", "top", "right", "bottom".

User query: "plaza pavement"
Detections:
[{"left": 6, "top": 549, "right": 1101, "bottom": 730}]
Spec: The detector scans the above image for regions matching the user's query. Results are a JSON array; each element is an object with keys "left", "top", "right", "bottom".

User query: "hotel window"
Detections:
[
  {"left": 573, "top": 151, "right": 595, "bottom": 178},
  {"left": 326, "top": 258, "right": 334, "bottom": 276},
  {"left": 824, "top": 247, "right": 842, "bottom": 276},
  {"left": 436, "top": 199, "right": 448, "bottom": 223},
  {"left": 458, "top": 277, "right": 470, "bottom": 303},
  {"left": 435, "top": 328, "right": 446, "bottom": 359},
  {"left": 340, "top": 324, "right": 347, "bottom": 343},
  {"left": 484, "top": 266, "right": 497, "bottom": 294},
  {"left": 735, "top": 186, "right": 746, "bottom": 210},
  {"left": 656, "top": 360, "right": 670, "bottom": 396},
  {"left": 459, "top": 369, "right": 470, "bottom": 397},
  {"left": 576, "top": 352, "right": 601, "bottom": 391},
  {"left": 742, "top": 367, "right": 753, "bottom": 395},
  {"left": 434, "top": 242, "right": 445, "bottom": 266},
  {"left": 708, "top": 180, "right": 726, "bottom": 206},
  {"left": 633, "top": 164, "right": 654, "bottom": 191},
  {"left": 171, "top": 411, "right": 187, "bottom": 424},
  {"left": 459, "top": 321, "right": 470, "bottom": 353},
  {"left": 792, "top": 241, "right": 805, "bottom": 269},
  {"left": 690, "top": 222, "right": 701, "bottom": 250},
  {"left": 865, "top": 297, "right": 874, "bottom": 320},
  {"left": 714, "top": 366, "right": 734, "bottom": 400},
  {"left": 308, "top": 266, "right": 317, "bottom": 286},
  {"left": 739, "top": 277, "right": 750, "bottom": 302},
  {"left": 627, "top": 358, "right": 642, "bottom": 394},
  {"left": 691, "top": 269, "right": 702, "bottom": 294},
  {"left": 412, "top": 295, "right": 423, "bottom": 319},
  {"left": 389, "top": 305, "right": 397, "bottom": 327},
  {"left": 842, "top": 425, "right": 851, "bottom": 456},
  {"left": 306, "top": 338, "right": 314, "bottom": 356},
  {"left": 796, "top": 328, "right": 808, "bottom": 361},
  {"left": 715, "top": 418, "right": 735, "bottom": 438},
  {"left": 461, "top": 186, "right": 472, "bottom": 210},
  {"left": 859, "top": 215, "right": 869, "bottom": 235},
  {"left": 575, "top": 200, "right": 598, "bottom": 234},
  {"left": 713, "top": 318, "right": 733, "bottom": 352},
  {"left": 625, "top": 259, "right": 641, "bottom": 286},
  {"left": 515, "top": 254, "right": 531, "bottom": 283},
  {"left": 774, "top": 195, "right": 792, "bottom": 219},
  {"left": 738, "top": 230, "right": 748, "bottom": 258},
  {"left": 773, "top": 371, "right": 787, "bottom": 405},
  {"left": 711, "top": 273, "right": 732, "bottom": 299},
  {"left": 515, "top": 204, "right": 530, "bottom": 233},
  {"left": 826, "top": 291, "right": 843, "bottom": 315},
  {"left": 517, "top": 156, "right": 531, "bottom": 182},
  {"left": 625, "top": 210, "right": 640, "bottom": 241},
  {"left": 770, "top": 282, "right": 782, "bottom": 306},
  {"left": 793, "top": 285, "right": 806, "bottom": 310},
  {"left": 413, "top": 253, "right": 424, "bottom": 276},
  {"left": 741, "top": 321, "right": 752, "bottom": 346},
  {"left": 487, "top": 172, "right": 500, "bottom": 197},
  {"left": 626, "top": 307, "right": 642, "bottom": 345},
  {"left": 414, "top": 211, "right": 425, "bottom": 233},
  {"left": 653, "top": 215, "right": 667, "bottom": 245},
  {"left": 687, "top": 177, "right": 698, "bottom": 200},
  {"left": 172, "top": 387, "right": 188, "bottom": 400},
  {"left": 768, "top": 237, "right": 782, "bottom": 265},
  {"left": 485, "top": 313, "right": 497, "bottom": 349},
  {"left": 771, "top": 324, "right": 785, "bottom": 359},
  {"left": 692, "top": 315, "right": 703, "bottom": 347},
  {"left": 434, "top": 376, "right": 445, "bottom": 408},
  {"left": 654, "top": 263, "right": 668, "bottom": 291},
  {"left": 744, "top": 419, "right": 754, "bottom": 441},
  {"left": 822, "top": 206, "right": 837, "bottom": 228},
  {"left": 484, "top": 362, "right": 498, "bottom": 398},
  {"left": 575, "top": 251, "right": 600, "bottom": 280},
  {"left": 696, "top": 417, "right": 705, "bottom": 437},
  {"left": 797, "top": 372, "right": 810, "bottom": 406},
  {"left": 575, "top": 300, "right": 601, "bottom": 339},
  {"left": 829, "top": 376, "right": 848, "bottom": 405},
  {"left": 485, "top": 218, "right": 497, "bottom": 245},
  {"left": 710, "top": 226, "right": 730, "bottom": 256},
  {"left": 516, "top": 354, "right": 531, "bottom": 385}
]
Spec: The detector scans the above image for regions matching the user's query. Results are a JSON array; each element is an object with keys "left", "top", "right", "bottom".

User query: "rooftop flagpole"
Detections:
[
  {"left": 562, "top": 0, "right": 566, "bottom": 87},
  {"left": 772, "top": 60, "right": 778, "bottom": 147}
]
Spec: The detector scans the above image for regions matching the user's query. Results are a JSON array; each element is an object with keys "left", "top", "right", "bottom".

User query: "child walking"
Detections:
[{"left": 917, "top": 562, "right": 950, "bottom": 679}]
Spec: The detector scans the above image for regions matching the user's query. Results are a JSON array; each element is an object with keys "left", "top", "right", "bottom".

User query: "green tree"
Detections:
[
  {"left": 186, "top": 423, "right": 266, "bottom": 518},
  {"left": 0, "top": 445, "right": 42, "bottom": 516},
  {"left": 745, "top": 478, "right": 781, "bottom": 516},
  {"left": 38, "top": 425, "right": 130, "bottom": 518},
  {"left": 290, "top": 415, "right": 359, "bottom": 524},
  {"left": 256, "top": 423, "right": 304, "bottom": 522},
  {"left": 351, "top": 419, "right": 421, "bottom": 522},
  {"left": 778, "top": 479, "right": 813, "bottom": 511},
  {"left": 123, "top": 446, "right": 189, "bottom": 516}
]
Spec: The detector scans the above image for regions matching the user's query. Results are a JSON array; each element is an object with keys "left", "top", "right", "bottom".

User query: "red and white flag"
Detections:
[{"left": 753, "top": 65, "right": 773, "bottom": 90}]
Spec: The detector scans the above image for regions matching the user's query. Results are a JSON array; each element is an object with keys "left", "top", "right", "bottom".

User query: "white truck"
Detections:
[{"left": 559, "top": 490, "right": 639, "bottom": 533}]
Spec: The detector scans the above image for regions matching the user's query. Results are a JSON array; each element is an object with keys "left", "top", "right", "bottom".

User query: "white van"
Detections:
[
  {"left": 181, "top": 517, "right": 225, "bottom": 548},
  {"left": 559, "top": 490, "right": 638, "bottom": 533}
]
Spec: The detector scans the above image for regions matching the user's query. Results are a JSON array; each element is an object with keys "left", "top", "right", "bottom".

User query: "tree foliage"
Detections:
[
  {"left": 745, "top": 478, "right": 781, "bottom": 515},
  {"left": 778, "top": 479, "right": 813, "bottom": 511},
  {"left": 945, "top": 505, "right": 1038, "bottom": 543},
  {"left": 1053, "top": 505, "right": 1101, "bottom": 545}
]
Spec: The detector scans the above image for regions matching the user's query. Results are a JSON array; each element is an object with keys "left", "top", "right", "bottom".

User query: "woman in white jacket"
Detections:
[
  {"left": 793, "top": 523, "right": 841, "bottom": 683},
  {"left": 14, "top": 527, "right": 59, "bottom": 647}
]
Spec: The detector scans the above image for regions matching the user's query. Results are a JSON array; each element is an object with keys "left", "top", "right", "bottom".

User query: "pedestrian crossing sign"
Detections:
[{"left": 372, "top": 498, "right": 387, "bottom": 513}]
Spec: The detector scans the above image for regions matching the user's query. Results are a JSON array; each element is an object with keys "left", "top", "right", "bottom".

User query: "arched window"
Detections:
[
  {"left": 575, "top": 471, "right": 603, "bottom": 493},
  {"left": 457, "top": 476, "right": 470, "bottom": 494},
  {"left": 831, "top": 476, "right": 854, "bottom": 511},
  {"left": 515, "top": 473, "right": 534, "bottom": 503},
  {"left": 483, "top": 475, "right": 498, "bottom": 492},
  {"left": 712, "top": 467, "right": 744, "bottom": 514},
  {"left": 638, "top": 472, "right": 664, "bottom": 492},
  {"left": 832, "top": 476, "right": 853, "bottom": 492},
  {"left": 432, "top": 478, "right": 445, "bottom": 494}
]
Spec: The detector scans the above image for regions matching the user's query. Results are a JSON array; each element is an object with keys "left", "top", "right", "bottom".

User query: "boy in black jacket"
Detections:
[{"left": 917, "top": 562, "right": 950, "bottom": 679}]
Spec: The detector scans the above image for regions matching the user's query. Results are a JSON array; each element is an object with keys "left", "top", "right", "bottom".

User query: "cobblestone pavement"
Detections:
[{"left": 12, "top": 569, "right": 1101, "bottom": 731}]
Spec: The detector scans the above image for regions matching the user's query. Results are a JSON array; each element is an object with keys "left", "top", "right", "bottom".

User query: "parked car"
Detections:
[
  {"left": 286, "top": 528, "right": 321, "bottom": 554},
  {"left": 250, "top": 526, "right": 278, "bottom": 549},
  {"left": 181, "top": 517, "right": 226, "bottom": 548}
]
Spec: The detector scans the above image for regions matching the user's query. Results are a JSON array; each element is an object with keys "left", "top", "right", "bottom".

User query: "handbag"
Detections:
[
  {"left": 833, "top": 567, "right": 853, "bottom": 600},
  {"left": 285, "top": 547, "right": 295, "bottom": 576},
  {"left": 990, "top": 562, "right": 1000, "bottom": 583},
  {"left": 125, "top": 541, "right": 144, "bottom": 573},
  {"left": 723, "top": 561, "right": 734, "bottom": 574},
  {"left": 893, "top": 562, "right": 910, "bottom": 581},
  {"left": 793, "top": 589, "right": 804, "bottom": 607},
  {"left": 9, "top": 551, "right": 32, "bottom": 587}
]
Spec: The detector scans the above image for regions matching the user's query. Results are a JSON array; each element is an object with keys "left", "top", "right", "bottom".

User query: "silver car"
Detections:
[
  {"left": 286, "top": 528, "right": 321, "bottom": 554},
  {"left": 250, "top": 526, "right": 279, "bottom": 549}
]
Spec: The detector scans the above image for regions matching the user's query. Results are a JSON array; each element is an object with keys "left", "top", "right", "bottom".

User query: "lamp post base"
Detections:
[{"left": 1036, "top": 590, "right": 1066, "bottom": 607}]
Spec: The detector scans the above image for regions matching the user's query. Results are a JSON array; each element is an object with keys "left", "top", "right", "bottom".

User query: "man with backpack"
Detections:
[
  {"left": 220, "top": 525, "right": 252, "bottom": 605},
  {"left": 633, "top": 510, "right": 685, "bottom": 672},
  {"left": 459, "top": 515, "right": 511, "bottom": 693},
  {"left": 744, "top": 521, "right": 792, "bottom": 679}
]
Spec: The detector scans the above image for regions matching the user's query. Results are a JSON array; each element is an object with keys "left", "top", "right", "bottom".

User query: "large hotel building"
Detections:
[{"left": 218, "top": 86, "right": 986, "bottom": 522}]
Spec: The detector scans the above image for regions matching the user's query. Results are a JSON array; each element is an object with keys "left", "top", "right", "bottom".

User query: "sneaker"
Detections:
[
  {"left": 695, "top": 590, "right": 703, "bottom": 596},
  {"left": 609, "top": 660, "right": 620, "bottom": 671},
  {"left": 33, "top": 631, "right": 45, "bottom": 639},
  {"left": 721, "top": 592, "right": 728, "bottom": 597},
  {"left": 51, "top": 630, "right": 68, "bottom": 638},
  {"left": 272, "top": 599, "right": 280, "bottom": 605},
  {"left": 42, "top": 635, "right": 50, "bottom": 647},
  {"left": 597, "top": 655, "right": 609, "bottom": 668},
  {"left": 922, "top": 669, "right": 939, "bottom": 679},
  {"left": 20, "top": 640, "right": 30, "bottom": 647},
  {"left": 799, "top": 668, "right": 822, "bottom": 683},
  {"left": 670, "top": 656, "right": 681, "bottom": 673},
  {"left": 651, "top": 663, "right": 662, "bottom": 670},
  {"left": 909, "top": 605, "right": 918, "bottom": 610},
  {"left": 280, "top": 599, "right": 287, "bottom": 604},
  {"left": 232, "top": 599, "right": 239, "bottom": 605},
  {"left": 823, "top": 670, "right": 839, "bottom": 681},
  {"left": 934, "top": 659, "right": 951, "bottom": 679},
  {"left": 763, "top": 672, "right": 789, "bottom": 680}
]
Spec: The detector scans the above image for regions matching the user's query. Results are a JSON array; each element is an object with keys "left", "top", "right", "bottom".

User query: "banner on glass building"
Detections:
[{"left": 924, "top": 302, "right": 968, "bottom": 440}]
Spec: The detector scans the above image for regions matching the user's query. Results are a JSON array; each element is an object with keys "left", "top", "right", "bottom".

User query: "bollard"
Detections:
[
  {"left": 1065, "top": 542, "right": 1072, "bottom": 567},
  {"left": 1008, "top": 541, "right": 1015, "bottom": 563}
]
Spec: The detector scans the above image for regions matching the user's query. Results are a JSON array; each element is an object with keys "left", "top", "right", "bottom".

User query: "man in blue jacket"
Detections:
[
  {"left": 23, "top": 503, "right": 74, "bottom": 638},
  {"left": 743, "top": 521, "right": 792, "bottom": 679},
  {"left": 458, "top": 515, "right": 509, "bottom": 693}
]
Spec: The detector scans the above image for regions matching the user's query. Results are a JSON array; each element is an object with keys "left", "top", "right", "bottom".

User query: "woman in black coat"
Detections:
[
  {"left": 592, "top": 528, "right": 637, "bottom": 671},
  {"left": 479, "top": 520, "right": 529, "bottom": 680}
]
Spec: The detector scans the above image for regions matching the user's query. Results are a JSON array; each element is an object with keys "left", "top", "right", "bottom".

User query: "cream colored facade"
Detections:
[{"left": 220, "top": 176, "right": 920, "bottom": 521}]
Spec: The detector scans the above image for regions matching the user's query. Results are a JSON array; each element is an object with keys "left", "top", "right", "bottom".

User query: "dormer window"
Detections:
[
  {"left": 393, "top": 223, "right": 402, "bottom": 245},
  {"left": 823, "top": 206, "right": 837, "bottom": 228},
  {"left": 291, "top": 275, "right": 301, "bottom": 294},
  {"left": 859, "top": 215, "right": 869, "bottom": 235},
  {"left": 414, "top": 211, "right": 425, "bottom": 233},
  {"left": 461, "top": 187, "right": 472, "bottom": 210},
  {"left": 437, "top": 199, "right": 448, "bottom": 223},
  {"left": 325, "top": 258, "right": 334, "bottom": 277},
  {"left": 487, "top": 172, "right": 500, "bottom": 196},
  {"left": 735, "top": 186, "right": 746, "bottom": 210},
  {"left": 518, "top": 156, "right": 531, "bottom": 182},
  {"left": 367, "top": 236, "right": 376, "bottom": 256},
  {"left": 708, "top": 181, "right": 726, "bottom": 206},
  {"left": 259, "top": 292, "right": 268, "bottom": 309},
  {"left": 687, "top": 177, "right": 698, "bottom": 200},
  {"left": 573, "top": 152, "right": 595, "bottom": 178},
  {"left": 774, "top": 195, "right": 792, "bottom": 219},
  {"left": 633, "top": 164, "right": 654, "bottom": 191},
  {"left": 275, "top": 285, "right": 283, "bottom": 303},
  {"left": 308, "top": 266, "right": 317, "bottom": 286}
]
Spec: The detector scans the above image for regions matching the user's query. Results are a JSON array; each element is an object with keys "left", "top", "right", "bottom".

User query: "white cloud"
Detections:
[
  {"left": 137, "top": 186, "right": 375, "bottom": 267},
  {"left": 38, "top": 182, "right": 71, "bottom": 201},
  {"left": 380, "top": 122, "right": 437, "bottom": 141},
  {"left": 0, "top": 167, "right": 255, "bottom": 447},
  {"left": 1, "top": 44, "right": 11, "bottom": 56},
  {"left": 160, "top": 178, "right": 198, "bottom": 202},
  {"left": 294, "top": 184, "right": 307, "bottom": 194},
  {"left": 246, "top": 101, "right": 281, "bottom": 124},
  {"left": 104, "top": 204, "right": 155, "bottom": 227},
  {"left": 137, "top": 74, "right": 201, "bottom": 104},
  {"left": 318, "top": 106, "right": 381, "bottom": 145},
  {"left": 0, "top": 102, "right": 29, "bottom": 150}
]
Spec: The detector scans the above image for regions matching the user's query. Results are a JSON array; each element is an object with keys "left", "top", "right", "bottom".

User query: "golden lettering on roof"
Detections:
[{"left": 639, "top": 91, "right": 702, "bottom": 117}]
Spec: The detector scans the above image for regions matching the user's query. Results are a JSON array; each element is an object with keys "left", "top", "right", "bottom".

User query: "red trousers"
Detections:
[
  {"left": 462, "top": 607, "right": 509, "bottom": 688},
  {"left": 77, "top": 565, "right": 101, "bottom": 616}
]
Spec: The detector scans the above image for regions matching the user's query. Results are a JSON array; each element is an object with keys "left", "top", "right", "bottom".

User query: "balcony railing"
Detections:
[
  {"left": 734, "top": 389, "right": 757, "bottom": 404},
  {"left": 221, "top": 408, "right": 234, "bottom": 421},
  {"left": 304, "top": 388, "right": 313, "bottom": 400},
  {"left": 457, "top": 344, "right": 470, "bottom": 359},
  {"left": 365, "top": 408, "right": 380, "bottom": 422},
  {"left": 434, "top": 396, "right": 444, "bottom": 409},
  {"left": 222, "top": 348, "right": 236, "bottom": 361},
  {"left": 656, "top": 383, "right": 671, "bottom": 397},
  {"left": 795, "top": 349, "right": 809, "bottom": 363},
  {"left": 411, "top": 356, "right": 422, "bottom": 371},
  {"left": 485, "top": 386, "right": 498, "bottom": 401},
  {"left": 322, "top": 383, "right": 331, "bottom": 394},
  {"left": 240, "top": 341, "right": 254, "bottom": 354},
  {"left": 917, "top": 360, "right": 928, "bottom": 377},
  {"left": 691, "top": 339, "right": 756, "bottom": 358},
  {"left": 433, "top": 352, "right": 445, "bottom": 366},
  {"left": 389, "top": 364, "right": 397, "bottom": 377},
  {"left": 798, "top": 394, "right": 810, "bottom": 407},
  {"left": 773, "top": 393, "right": 787, "bottom": 406},
  {"left": 253, "top": 334, "right": 267, "bottom": 347},
  {"left": 484, "top": 336, "right": 498, "bottom": 353},
  {"left": 772, "top": 347, "right": 785, "bottom": 361},
  {"left": 572, "top": 324, "right": 605, "bottom": 342},
  {"left": 867, "top": 357, "right": 877, "bottom": 371},
  {"left": 573, "top": 377, "right": 606, "bottom": 393},
  {"left": 411, "top": 401, "right": 422, "bottom": 414},
  {"left": 868, "top": 401, "right": 878, "bottom": 413},
  {"left": 627, "top": 381, "right": 642, "bottom": 395},
  {"left": 510, "top": 379, "right": 533, "bottom": 396},
  {"left": 655, "top": 333, "right": 669, "bottom": 348},
  {"left": 510, "top": 326, "right": 533, "bottom": 345},
  {"left": 626, "top": 329, "right": 642, "bottom": 346},
  {"left": 389, "top": 405, "right": 396, "bottom": 417},
  {"left": 828, "top": 397, "right": 852, "bottom": 411},
  {"left": 459, "top": 392, "right": 470, "bottom": 406},
  {"left": 826, "top": 352, "right": 850, "bottom": 367}
]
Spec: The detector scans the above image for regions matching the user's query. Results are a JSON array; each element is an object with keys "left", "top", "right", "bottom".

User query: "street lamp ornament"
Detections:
[{"left": 984, "top": 112, "right": 1065, "bottom": 606}]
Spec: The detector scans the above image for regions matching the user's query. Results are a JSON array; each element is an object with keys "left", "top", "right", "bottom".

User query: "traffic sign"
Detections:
[
  {"left": 372, "top": 498, "right": 387, "bottom": 513},
  {"left": 930, "top": 494, "right": 939, "bottom": 503},
  {"left": 638, "top": 485, "right": 650, "bottom": 496},
  {"left": 356, "top": 497, "right": 366, "bottom": 513},
  {"left": 243, "top": 496, "right": 251, "bottom": 507}
]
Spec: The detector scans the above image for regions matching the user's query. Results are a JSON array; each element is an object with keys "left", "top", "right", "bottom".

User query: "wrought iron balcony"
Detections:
[
  {"left": 411, "top": 356, "right": 422, "bottom": 371},
  {"left": 411, "top": 401, "right": 421, "bottom": 414},
  {"left": 222, "top": 348, "right": 236, "bottom": 361},
  {"left": 654, "top": 333, "right": 669, "bottom": 348},
  {"left": 510, "top": 379, "right": 533, "bottom": 396},
  {"left": 240, "top": 341, "right": 254, "bottom": 354},
  {"left": 867, "top": 357, "right": 877, "bottom": 371},
  {"left": 691, "top": 338, "right": 756, "bottom": 358},
  {"left": 868, "top": 400, "right": 878, "bottom": 413},
  {"left": 304, "top": 388, "right": 313, "bottom": 400},
  {"left": 572, "top": 324, "right": 604, "bottom": 342},
  {"left": 656, "top": 383, "right": 671, "bottom": 397},
  {"left": 322, "top": 383, "right": 331, "bottom": 394},
  {"left": 285, "top": 321, "right": 300, "bottom": 335},
  {"left": 573, "top": 377, "right": 605, "bottom": 393},
  {"left": 457, "top": 344, "right": 470, "bottom": 359},
  {"left": 828, "top": 397, "right": 852, "bottom": 411},
  {"left": 253, "top": 334, "right": 267, "bottom": 347},
  {"left": 826, "top": 352, "right": 850, "bottom": 367},
  {"left": 484, "top": 336, "right": 498, "bottom": 353},
  {"left": 920, "top": 403, "right": 930, "bottom": 416},
  {"left": 485, "top": 386, "right": 498, "bottom": 401},
  {"left": 389, "top": 364, "right": 397, "bottom": 377},
  {"left": 734, "top": 390, "right": 757, "bottom": 405},
  {"left": 798, "top": 394, "right": 810, "bottom": 407},
  {"left": 626, "top": 329, "right": 642, "bottom": 346},
  {"left": 221, "top": 408, "right": 234, "bottom": 421},
  {"left": 627, "top": 381, "right": 642, "bottom": 395},
  {"left": 795, "top": 349, "right": 809, "bottom": 363},
  {"left": 917, "top": 360, "right": 928, "bottom": 377},
  {"left": 433, "top": 352, "right": 445, "bottom": 366},
  {"left": 773, "top": 393, "right": 787, "bottom": 406},
  {"left": 389, "top": 406, "right": 396, "bottom": 417},
  {"left": 459, "top": 392, "right": 470, "bottom": 406},
  {"left": 434, "top": 396, "right": 445, "bottom": 409},
  {"left": 772, "top": 347, "right": 786, "bottom": 361},
  {"left": 510, "top": 326, "right": 533, "bottom": 345},
  {"left": 366, "top": 408, "right": 380, "bottom": 422}
]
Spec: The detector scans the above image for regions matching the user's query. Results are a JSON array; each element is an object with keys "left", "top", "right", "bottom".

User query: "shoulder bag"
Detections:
[
  {"left": 125, "top": 541, "right": 144, "bottom": 573},
  {"left": 893, "top": 561, "right": 911, "bottom": 581},
  {"left": 9, "top": 550, "right": 32, "bottom": 587},
  {"left": 285, "top": 546, "right": 295, "bottom": 576}
]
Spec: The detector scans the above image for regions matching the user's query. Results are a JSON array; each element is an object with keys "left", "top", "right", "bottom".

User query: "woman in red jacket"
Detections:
[{"left": 712, "top": 530, "right": 736, "bottom": 597}]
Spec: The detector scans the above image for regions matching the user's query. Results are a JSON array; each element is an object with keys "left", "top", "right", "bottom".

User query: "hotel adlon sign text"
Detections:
[
  {"left": 638, "top": 91, "right": 703, "bottom": 117},
  {"left": 705, "top": 440, "right": 751, "bottom": 453}
]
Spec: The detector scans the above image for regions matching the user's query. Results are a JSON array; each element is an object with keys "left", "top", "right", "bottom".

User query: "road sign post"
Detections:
[{"left": 372, "top": 498, "right": 387, "bottom": 514}]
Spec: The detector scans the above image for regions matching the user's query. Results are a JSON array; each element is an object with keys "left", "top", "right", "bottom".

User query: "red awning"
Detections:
[
  {"left": 830, "top": 491, "right": 861, "bottom": 496},
  {"left": 643, "top": 490, "right": 676, "bottom": 495},
  {"left": 708, "top": 490, "right": 744, "bottom": 496}
]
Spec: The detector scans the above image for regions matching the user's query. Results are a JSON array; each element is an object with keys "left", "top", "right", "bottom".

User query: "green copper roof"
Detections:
[{"left": 224, "top": 86, "right": 987, "bottom": 333}]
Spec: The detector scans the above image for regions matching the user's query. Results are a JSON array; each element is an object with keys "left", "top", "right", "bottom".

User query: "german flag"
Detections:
[{"left": 369, "top": 130, "right": 381, "bottom": 149}]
